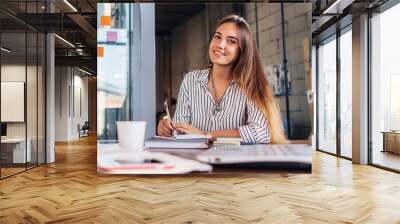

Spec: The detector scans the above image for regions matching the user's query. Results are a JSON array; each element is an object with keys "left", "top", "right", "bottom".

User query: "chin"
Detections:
[
  {"left": 214, "top": 61, "right": 233, "bottom": 67},
  {"left": 210, "top": 58, "right": 232, "bottom": 66}
]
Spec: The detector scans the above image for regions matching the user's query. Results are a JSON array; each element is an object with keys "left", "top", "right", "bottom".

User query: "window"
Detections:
[
  {"left": 97, "top": 3, "right": 131, "bottom": 142},
  {"left": 317, "top": 36, "right": 337, "bottom": 154},
  {"left": 339, "top": 27, "right": 352, "bottom": 158},
  {"left": 371, "top": 2, "right": 400, "bottom": 171}
]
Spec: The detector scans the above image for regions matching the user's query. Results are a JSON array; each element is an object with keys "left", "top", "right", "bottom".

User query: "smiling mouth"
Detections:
[{"left": 213, "top": 50, "right": 226, "bottom": 56}]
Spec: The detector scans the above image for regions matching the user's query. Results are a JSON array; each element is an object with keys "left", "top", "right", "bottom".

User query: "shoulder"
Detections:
[
  {"left": 231, "top": 82, "right": 254, "bottom": 105},
  {"left": 182, "top": 68, "right": 209, "bottom": 86}
]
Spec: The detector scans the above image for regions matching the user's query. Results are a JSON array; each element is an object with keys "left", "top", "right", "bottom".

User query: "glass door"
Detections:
[{"left": 0, "top": 0, "right": 47, "bottom": 179}]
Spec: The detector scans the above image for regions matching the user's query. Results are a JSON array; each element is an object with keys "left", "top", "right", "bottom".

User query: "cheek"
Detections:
[
  {"left": 209, "top": 41, "right": 218, "bottom": 50},
  {"left": 208, "top": 45, "right": 213, "bottom": 59},
  {"left": 230, "top": 47, "right": 240, "bottom": 59},
  {"left": 208, "top": 42, "right": 215, "bottom": 53}
]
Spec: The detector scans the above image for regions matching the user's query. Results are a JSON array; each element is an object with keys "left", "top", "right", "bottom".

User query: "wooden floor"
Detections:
[
  {"left": 1, "top": 136, "right": 400, "bottom": 223},
  {"left": 1, "top": 163, "right": 45, "bottom": 178},
  {"left": 1, "top": 167, "right": 26, "bottom": 178}
]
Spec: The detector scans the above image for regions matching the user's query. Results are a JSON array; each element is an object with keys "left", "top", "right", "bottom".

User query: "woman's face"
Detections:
[{"left": 209, "top": 22, "right": 240, "bottom": 67}]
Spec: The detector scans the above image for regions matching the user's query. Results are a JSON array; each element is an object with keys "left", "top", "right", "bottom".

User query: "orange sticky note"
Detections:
[
  {"left": 100, "top": 16, "right": 111, "bottom": 27},
  {"left": 97, "top": 46, "right": 104, "bottom": 57}
]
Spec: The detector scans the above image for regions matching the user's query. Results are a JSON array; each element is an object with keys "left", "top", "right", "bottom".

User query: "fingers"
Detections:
[
  {"left": 157, "top": 119, "right": 173, "bottom": 136},
  {"left": 163, "top": 118, "right": 175, "bottom": 134},
  {"left": 159, "top": 127, "right": 172, "bottom": 136},
  {"left": 162, "top": 117, "right": 173, "bottom": 129},
  {"left": 164, "top": 123, "right": 204, "bottom": 135},
  {"left": 174, "top": 123, "right": 188, "bottom": 134},
  {"left": 174, "top": 123, "right": 188, "bottom": 129},
  {"left": 176, "top": 127, "right": 189, "bottom": 134},
  {"left": 175, "top": 123, "right": 204, "bottom": 135}
]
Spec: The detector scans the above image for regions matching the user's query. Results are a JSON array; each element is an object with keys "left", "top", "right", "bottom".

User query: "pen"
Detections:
[{"left": 163, "top": 100, "right": 177, "bottom": 137}]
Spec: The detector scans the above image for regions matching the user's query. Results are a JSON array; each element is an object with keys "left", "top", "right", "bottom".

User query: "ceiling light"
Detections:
[
  {"left": 322, "top": 0, "right": 355, "bottom": 15},
  {"left": 1, "top": 47, "right": 11, "bottom": 53},
  {"left": 63, "top": 0, "right": 78, "bottom": 12},
  {"left": 54, "top": 34, "right": 75, "bottom": 48},
  {"left": 78, "top": 67, "right": 92, "bottom": 76},
  {"left": 76, "top": 48, "right": 85, "bottom": 55}
]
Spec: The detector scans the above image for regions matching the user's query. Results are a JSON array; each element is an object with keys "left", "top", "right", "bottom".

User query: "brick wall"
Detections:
[{"left": 244, "top": 3, "right": 312, "bottom": 139}]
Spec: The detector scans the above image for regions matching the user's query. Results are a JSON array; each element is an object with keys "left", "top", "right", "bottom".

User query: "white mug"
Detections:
[{"left": 116, "top": 121, "right": 147, "bottom": 151}]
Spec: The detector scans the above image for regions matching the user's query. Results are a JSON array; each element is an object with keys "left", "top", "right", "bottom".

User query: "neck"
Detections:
[{"left": 211, "top": 64, "right": 232, "bottom": 83}]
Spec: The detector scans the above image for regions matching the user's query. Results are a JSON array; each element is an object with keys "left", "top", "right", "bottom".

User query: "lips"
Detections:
[{"left": 213, "top": 50, "right": 226, "bottom": 57}]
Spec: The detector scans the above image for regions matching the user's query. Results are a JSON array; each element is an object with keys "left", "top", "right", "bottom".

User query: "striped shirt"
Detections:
[{"left": 172, "top": 68, "right": 270, "bottom": 143}]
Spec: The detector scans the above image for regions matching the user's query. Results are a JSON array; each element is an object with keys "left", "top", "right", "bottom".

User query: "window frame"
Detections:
[
  {"left": 315, "top": 18, "right": 353, "bottom": 161},
  {"left": 368, "top": 0, "right": 400, "bottom": 173}
]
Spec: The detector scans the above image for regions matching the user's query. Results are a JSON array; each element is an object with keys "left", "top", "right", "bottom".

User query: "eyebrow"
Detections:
[{"left": 215, "top": 31, "right": 239, "bottom": 42}]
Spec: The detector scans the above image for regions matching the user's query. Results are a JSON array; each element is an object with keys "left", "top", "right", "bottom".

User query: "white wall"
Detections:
[
  {"left": 1, "top": 65, "right": 26, "bottom": 139},
  {"left": 72, "top": 74, "right": 89, "bottom": 137},
  {"left": 55, "top": 66, "right": 89, "bottom": 141},
  {"left": 1, "top": 65, "right": 35, "bottom": 138},
  {"left": 55, "top": 66, "right": 68, "bottom": 141},
  {"left": 1, "top": 63, "right": 46, "bottom": 163}
]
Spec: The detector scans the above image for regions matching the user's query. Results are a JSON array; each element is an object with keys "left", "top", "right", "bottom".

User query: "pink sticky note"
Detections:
[{"left": 107, "top": 31, "right": 117, "bottom": 42}]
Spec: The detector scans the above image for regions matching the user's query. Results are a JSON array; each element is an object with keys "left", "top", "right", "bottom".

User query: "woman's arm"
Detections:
[
  {"left": 205, "top": 129, "right": 240, "bottom": 139},
  {"left": 174, "top": 123, "right": 239, "bottom": 139},
  {"left": 238, "top": 98, "right": 271, "bottom": 144},
  {"left": 172, "top": 75, "right": 191, "bottom": 124}
]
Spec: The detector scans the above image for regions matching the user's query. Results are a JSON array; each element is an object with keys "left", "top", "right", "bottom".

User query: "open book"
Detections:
[{"left": 153, "top": 134, "right": 211, "bottom": 140}]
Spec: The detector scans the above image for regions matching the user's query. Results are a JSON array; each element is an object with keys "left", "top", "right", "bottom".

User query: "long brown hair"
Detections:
[{"left": 213, "top": 14, "right": 288, "bottom": 144}]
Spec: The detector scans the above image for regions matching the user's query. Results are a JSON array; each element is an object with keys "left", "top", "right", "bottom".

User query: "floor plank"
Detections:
[{"left": 0, "top": 135, "right": 400, "bottom": 223}]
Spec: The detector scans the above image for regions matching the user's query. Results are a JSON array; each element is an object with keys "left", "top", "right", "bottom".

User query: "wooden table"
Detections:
[
  {"left": 381, "top": 131, "right": 400, "bottom": 154},
  {"left": 98, "top": 142, "right": 312, "bottom": 174}
]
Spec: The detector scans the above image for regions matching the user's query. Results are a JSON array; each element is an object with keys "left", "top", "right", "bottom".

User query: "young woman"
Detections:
[{"left": 157, "top": 14, "right": 287, "bottom": 144}]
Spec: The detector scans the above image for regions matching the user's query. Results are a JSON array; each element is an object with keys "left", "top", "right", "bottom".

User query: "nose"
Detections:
[{"left": 217, "top": 39, "right": 227, "bottom": 49}]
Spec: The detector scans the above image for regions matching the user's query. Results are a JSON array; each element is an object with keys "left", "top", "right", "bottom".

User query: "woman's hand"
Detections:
[
  {"left": 157, "top": 117, "right": 174, "bottom": 137},
  {"left": 175, "top": 123, "right": 206, "bottom": 135}
]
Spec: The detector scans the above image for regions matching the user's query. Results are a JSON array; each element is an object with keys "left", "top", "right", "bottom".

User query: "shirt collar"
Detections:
[{"left": 197, "top": 67, "right": 236, "bottom": 85}]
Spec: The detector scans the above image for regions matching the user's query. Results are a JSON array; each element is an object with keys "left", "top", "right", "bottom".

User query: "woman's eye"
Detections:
[
  {"left": 214, "top": 35, "right": 221, "bottom": 39},
  {"left": 228, "top": 39, "right": 237, "bottom": 44}
]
